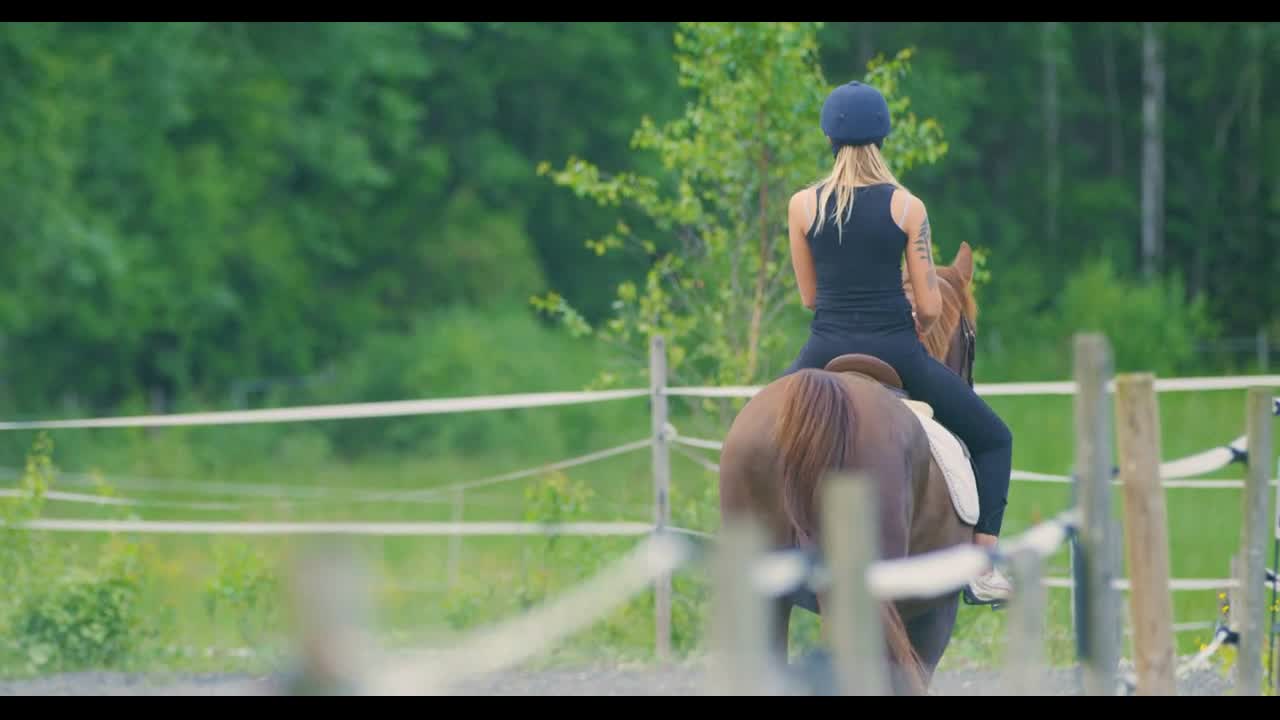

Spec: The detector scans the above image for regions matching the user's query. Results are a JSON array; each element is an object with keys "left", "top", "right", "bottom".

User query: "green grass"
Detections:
[{"left": 0, "top": 386, "right": 1275, "bottom": 683}]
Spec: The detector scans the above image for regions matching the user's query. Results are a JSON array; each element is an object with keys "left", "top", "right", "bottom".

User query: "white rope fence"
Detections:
[
  {"left": 362, "top": 532, "right": 693, "bottom": 695},
  {"left": 0, "top": 388, "right": 650, "bottom": 430},
  {"left": 0, "top": 374, "right": 1273, "bottom": 433},
  {"left": 0, "top": 437, "right": 656, "bottom": 515},
  {"left": 669, "top": 426, "right": 1266, "bottom": 485},
  {"left": 663, "top": 375, "right": 1280, "bottom": 399},
  {"left": 867, "top": 509, "right": 1078, "bottom": 600},
  {"left": 0, "top": 488, "right": 243, "bottom": 511},
  {"left": 360, "top": 438, "right": 652, "bottom": 501},
  {"left": 1042, "top": 575, "right": 1280, "bottom": 592},
  {"left": 15, "top": 518, "right": 657, "bottom": 537}
]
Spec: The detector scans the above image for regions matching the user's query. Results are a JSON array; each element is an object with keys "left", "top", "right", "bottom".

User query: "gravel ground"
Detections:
[{"left": 0, "top": 657, "right": 1236, "bottom": 696}]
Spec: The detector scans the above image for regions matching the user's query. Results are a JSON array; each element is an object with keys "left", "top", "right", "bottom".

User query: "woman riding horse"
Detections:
[
  {"left": 783, "top": 80, "right": 1015, "bottom": 601},
  {"left": 716, "top": 80, "right": 1015, "bottom": 694}
]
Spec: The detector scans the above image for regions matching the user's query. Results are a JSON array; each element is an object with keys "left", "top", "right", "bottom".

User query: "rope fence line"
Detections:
[
  {"left": 0, "top": 376, "right": 1273, "bottom": 433},
  {"left": 0, "top": 488, "right": 244, "bottom": 511},
  {"left": 14, "top": 518, "right": 658, "bottom": 537},
  {"left": 1042, "top": 574, "right": 1279, "bottom": 592},
  {"left": 1013, "top": 471, "right": 1280, "bottom": 489},
  {"left": 0, "top": 437, "right": 655, "bottom": 512},
  {"left": 732, "top": 508, "right": 1082, "bottom": 604},
  {"left": 360, "top": 438, "right": 653, "bottom": 502},
  {"left": 0, "top": 388, "right": 651, "bottom": 431},
  {"left": 0, "top": 484, "right": 655, "bottom": 518},
  {"left": 669, "top": 425, "right": 1266, "bottom": 486},
  {"left": 359, "top": 532, "right": 694, "bottom": 695},
  {"left": 662, "top": 375, "right": 1280, "bottom": 399},
  {"left": 671, "top": 443, "right": 721, "bottom": 475}
]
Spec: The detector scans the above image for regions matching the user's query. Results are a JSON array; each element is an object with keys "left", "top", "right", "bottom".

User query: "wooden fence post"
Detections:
[
  {"left": 1115, "top": 372, "right": 1176, "bottom": 694},
  {"left": 822, "top": 471, "right": 889, "bottom": 696},
  {"left": 1237, "top": 387, "right": 1274, "bottom": 695},
  {"left": 286, "top": 542, "right": 375, "bottom": 695},
  {"left": 649, "top": 334, "right": 672, "bottom": 663},
  {"left": 709, "top": 517, "right": 779, "bottom": 695},
  {"left": 1074, "top": 333, "right": 1121, "bottom": 695},
  {"left": 1271, "top": 454, "right": 1280, "bottom": 697},
  {"left": 1004, "top": 547, "right": 1046, "bottom": 695}
]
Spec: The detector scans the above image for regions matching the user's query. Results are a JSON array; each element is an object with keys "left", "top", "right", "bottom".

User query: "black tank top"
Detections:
[{"left": 806, "top": 182, "right": 913, "bottom": 331}]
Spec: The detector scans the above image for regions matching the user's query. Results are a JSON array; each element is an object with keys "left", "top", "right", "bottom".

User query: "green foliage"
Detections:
[
  {"left": 202, "top": 541, "right": 281, "bottom": 648},
  {"left": 0, "top": 435, "right": 170, "bottom": 675},
  {"left": 538, "top": 24, "right": 949, "bottom": 388},
  {"left": 306, "top": 306, "right": 643, "bottom": 460},
  {"left": 5, "top": 542, "right": 149, "bottom": 673},
  {"left": 1048, "top": 259, "right": 1217, "bottom": 376},
  {"left": 0, "top": 433, "right": 57, "bottom": 600},
  {"left": 0, "top": 22, "right": 684, "bottom": 416}
]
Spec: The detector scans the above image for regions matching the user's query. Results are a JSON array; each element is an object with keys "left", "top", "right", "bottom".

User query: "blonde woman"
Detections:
[{"left": 782, "top": 80, "right": 1013, "bottom": 603}]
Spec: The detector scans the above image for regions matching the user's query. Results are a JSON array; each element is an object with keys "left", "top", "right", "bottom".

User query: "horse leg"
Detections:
[
  {"left": 900, "top": 592, "right": 961, "bottom": 687},
  {"left": 770, "top": 596, "right": 792, "bottom": 665}
]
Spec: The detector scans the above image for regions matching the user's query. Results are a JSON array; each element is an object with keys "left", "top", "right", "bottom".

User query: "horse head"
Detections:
[{"left": 903, "top": 242, "right": 979, "bottom": 386}]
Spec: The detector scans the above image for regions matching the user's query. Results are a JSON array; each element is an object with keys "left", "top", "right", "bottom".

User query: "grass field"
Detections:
[{"left": 0, "top": 384, "right": 1276, "bottom": 682}]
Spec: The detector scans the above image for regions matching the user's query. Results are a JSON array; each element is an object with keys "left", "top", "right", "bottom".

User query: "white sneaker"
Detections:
[{"left": 967, "top": 566, "right": 1013, "bottom": 604}]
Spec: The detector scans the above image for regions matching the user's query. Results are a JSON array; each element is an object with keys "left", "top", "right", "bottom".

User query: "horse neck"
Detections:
[{"left": 921, "top": 278, "right": 975, "bottom": 375}]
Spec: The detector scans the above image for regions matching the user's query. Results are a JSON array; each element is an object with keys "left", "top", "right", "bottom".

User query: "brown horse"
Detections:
[{"left": 717, "top": 242, "right": 981, "bottom": 695}]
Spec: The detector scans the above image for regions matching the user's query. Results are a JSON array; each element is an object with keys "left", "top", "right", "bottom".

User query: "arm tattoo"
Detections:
[{"left": 914, "top": 216, "right": 938, "bottom": 289}]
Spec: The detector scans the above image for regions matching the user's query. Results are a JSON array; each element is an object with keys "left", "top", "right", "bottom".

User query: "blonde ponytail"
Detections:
[{"left": 809, "top": 143, "right": 905, "bottom": 243}]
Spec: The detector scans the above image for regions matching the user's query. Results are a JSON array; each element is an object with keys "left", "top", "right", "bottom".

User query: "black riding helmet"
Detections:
[{"left": 820, "top": 80, "right": 891, "bottom": 156}]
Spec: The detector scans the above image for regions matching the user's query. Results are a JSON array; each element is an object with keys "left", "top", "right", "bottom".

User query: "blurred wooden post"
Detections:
[
  {"left": 1074, "top": 333, "right": 1121, "bottom": 695},
  {"left": 1236, "top": 387, "right": 1273, "bottom": 695},
  {"left": 709, "top": 517, "right": 779, "bottom": 695},
  {"left": 649, "top": 334, "right": 672, "bottom": 662},
  {"left": 286, "top": 542, "right": 375, "bottom": 695},
  {"left": 1003, "top": 548, "right": 1046, "bottom": 695},
  {"left": 1228, "top": 554, "right": 1242, "bottom": 677},
  {"left": 822, "top": 471, "right": 889, "bottom": 696},
  {"left": 1271, "top": 454, "right": 1280, "bottom": 697},
  {"left": 1115, "top": 373, "right": 1176, "bottom": 695}
]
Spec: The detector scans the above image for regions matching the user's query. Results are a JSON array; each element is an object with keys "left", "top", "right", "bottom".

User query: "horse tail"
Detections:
[
  {"left": 775, "top": 368, "right": 927, "bottom": 695},
  {"left": 881, "top": 603, "right": 928, "bottom": 695},
  {"left": 775, "top": 368, "right": 857, "bottom": 548}
]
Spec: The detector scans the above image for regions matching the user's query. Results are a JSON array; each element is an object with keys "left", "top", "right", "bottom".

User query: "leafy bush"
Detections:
[
  {"left": 5, "top": 542, "right": 149, "bottom": 673},
  {"left": 1047, "top": 259, "right": 1217, "bottom": 376},
  {"left": 0, "top": 434, "right": 164, "bottom": 675}
]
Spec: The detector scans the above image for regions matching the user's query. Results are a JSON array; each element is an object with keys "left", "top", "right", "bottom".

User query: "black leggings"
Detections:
[{"left": 784, "top": 322, "right": 1012, "bottom": 537}]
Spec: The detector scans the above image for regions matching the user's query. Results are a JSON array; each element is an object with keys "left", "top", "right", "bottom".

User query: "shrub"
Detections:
[
  {"left": 6, "top": 542, "right": 148, "bottom": 673},
  {"left": 1048, "top": 259, "right": 1217, "bottom": 376}
]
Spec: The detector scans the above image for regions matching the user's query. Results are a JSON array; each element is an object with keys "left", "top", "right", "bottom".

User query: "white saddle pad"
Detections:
[{"left": 902, "top": 400, "right": 980, "bottom": 525}]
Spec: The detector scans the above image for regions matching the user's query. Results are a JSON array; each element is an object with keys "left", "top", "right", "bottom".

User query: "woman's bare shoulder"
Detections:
[
  {"left": 789, "top": 186, "right": 818, "bottom": 223},
  {"left": 890, "top": 187, "right": 926, "bottom": 232}
]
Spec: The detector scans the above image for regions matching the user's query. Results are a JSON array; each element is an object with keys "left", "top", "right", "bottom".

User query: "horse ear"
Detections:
[{"left": 953, "top": 242, "right": 974, "bottom": 285}]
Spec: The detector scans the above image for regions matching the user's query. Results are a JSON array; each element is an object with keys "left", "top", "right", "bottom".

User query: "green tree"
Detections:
[{"left": 536, "top": 22, "right": 948, "bottom": 389}]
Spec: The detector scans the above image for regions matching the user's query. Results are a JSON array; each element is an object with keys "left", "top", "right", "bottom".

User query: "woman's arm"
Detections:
[
  {"left": 901, "top": 193, "right": 942, "bottom": 329},
  {"left": 787, "top": 190, "right": 817, "bottom": 311}
]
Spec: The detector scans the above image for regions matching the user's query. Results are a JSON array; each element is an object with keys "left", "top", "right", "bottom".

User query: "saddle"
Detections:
[{"left": 823, "top": 353, "right": 981, "bottom": 526}]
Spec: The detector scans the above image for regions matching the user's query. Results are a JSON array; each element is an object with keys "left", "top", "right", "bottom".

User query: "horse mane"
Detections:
[{"left": 903, "top": 264, "right": 977, "bottom": 363}]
